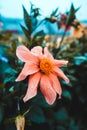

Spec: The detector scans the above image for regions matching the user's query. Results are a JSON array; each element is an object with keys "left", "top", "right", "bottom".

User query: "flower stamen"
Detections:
[{"left": 40, "top": 58, "right": 54, "bottom": 74}]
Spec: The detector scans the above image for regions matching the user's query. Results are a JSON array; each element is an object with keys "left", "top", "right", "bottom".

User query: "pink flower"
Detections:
[{"left": 15, "top": 45, "right": 69, "bottom": 105}]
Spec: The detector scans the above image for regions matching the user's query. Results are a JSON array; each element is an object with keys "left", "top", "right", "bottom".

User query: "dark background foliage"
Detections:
[{"left": 0, "top": 3, "right": 87, "bottom": 130}]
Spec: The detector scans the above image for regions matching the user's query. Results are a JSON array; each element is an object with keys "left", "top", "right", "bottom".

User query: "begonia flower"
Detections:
[{"left": 15, "top": 45, "right": 69, "bottom": 105}]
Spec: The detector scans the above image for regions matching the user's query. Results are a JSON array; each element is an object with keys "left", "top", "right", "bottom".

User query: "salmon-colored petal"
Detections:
[
  {"left": 16, "top": 45, "right": 39, "bottom": 64},
  {"left": 44, "top": 47, "right": 54, "bottom": 60},
  {"left": 31, "top": 46, "right": 42, "bottom": 55},
  {"left": 54, "top": 60, "right": 68, "bottom": 67},
  {"left": 49, "top": 73, "right": 62, "bottom": 98},
  {"left": 23, "top": 72, "right": 41, "bottom": 102},
  {"left": 40, "top": 75, "right": 56, "bottom": 105},
  {"left": 53, "top": 66, "right": 69, "bottom": 83},
  {"left": 15, "top": 63, "right": 40, "bottom": 82}
]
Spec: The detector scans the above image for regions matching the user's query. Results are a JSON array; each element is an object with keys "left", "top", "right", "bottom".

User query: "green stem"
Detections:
[{"left": 59, "top": 27, "right": 67, "bottom": 48}]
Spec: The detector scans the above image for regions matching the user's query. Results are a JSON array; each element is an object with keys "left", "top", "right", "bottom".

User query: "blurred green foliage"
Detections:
[{"left": 0, "top": 3, "right": 87, "bottom": 130}]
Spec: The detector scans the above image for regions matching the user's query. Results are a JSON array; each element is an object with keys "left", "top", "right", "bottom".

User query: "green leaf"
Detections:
[
  {"left": 55, "top": 108, "right": 68, "bottom": 121},
  {"left": 4, "top": 76, "right": 15, "bottom": 84},
  {"left": 74, "top": 56, "right": 87, "bottom": 65},
  {"left": 63, "top": 90, "right": 72, "bottom": 100},
  {"left": 56, "top": 126, "right": 65, "bottom": 130},
  {"left": 34, "top": 30, "right": 45, "bottom": 37},
  {"left": 22, "top": 5, "right": 32, "bottom": 34},
  {"left": 28, "top": 106, "right": 46, "bottom": 123},
  {"left": 20, "top": 25, "right": 31, "bottom": 41},
  {"left": 0, "top": 61, "right": 9, "bottom": 75},
  {"left": 3, "top": 67, "right": 17, "bottom": 83},
  {"left": 32, "top": 31, "right": 45, "bottom": 47},
  {"left": 66, "top": 3, "right": 80, "bottom": 26},
  {"left": 0, "top": 105, "right": 4, "bottom": 123},
  {"left": 4, "top": 67, "right": 17, "bottom": 75},
  {"left": 31, "top": 92, "right": 54, "bottom": 108},
  {"left": 51, "top": 8, "right": 58, "bottom": 17}
]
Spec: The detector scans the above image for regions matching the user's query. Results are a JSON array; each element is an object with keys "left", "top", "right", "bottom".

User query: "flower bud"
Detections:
[{"left": 15, "top": 115, "right": 25, "bottom": 130}]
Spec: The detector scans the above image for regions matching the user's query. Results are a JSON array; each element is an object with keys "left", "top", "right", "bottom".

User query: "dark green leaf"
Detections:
[
  {"left": 4, "top": 67, "right": 17, "bottom": 75},
  {"left": 34, "top": 30, "right": 45, "bottom": 37},
  {"left": 28, "top": 106, "right": 46, "bottom": 123},
  {"left": 4, "top": 76, "right": 15, "bottom": 83},
  {"left": 20, "top": 25, "right": 31, "bottom": 42},
  {"left": 55, "top": 108, "right": 68, "bottom": 121},
  {"left": 0, "top": 105, "right": 4, "bottom": 123},
  {"left": 23, "top": 5, "right": 32, "bottom": 34},
  {"left": 74, "top": 56, "right": 87, "bottom": 65},
  {"left": 63, "top": 90, "right": 72, "bottom": 100},
  {"left": 56, "top": 126, "right": 65, "bottom": 130},
  {"left": 66, "top": 3, "right": 80, "bottom": 26},
  {"left": 51, "top": 8, "right": 58, "bottom": 17}
]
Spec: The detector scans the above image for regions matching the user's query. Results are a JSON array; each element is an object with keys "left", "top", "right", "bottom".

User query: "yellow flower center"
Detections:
[{"left": 40, "top": 58, "right": 54, "bottom": 74}]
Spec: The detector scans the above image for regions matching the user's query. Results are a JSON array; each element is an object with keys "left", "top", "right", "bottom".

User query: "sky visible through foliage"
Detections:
[{"left": 0, "top": 0, "right": 87, "bottom": 20}]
